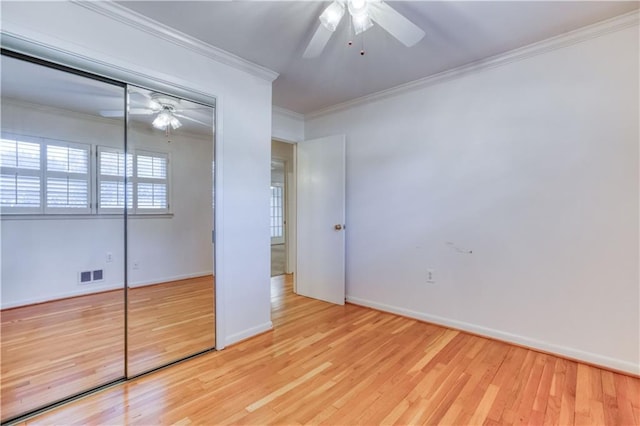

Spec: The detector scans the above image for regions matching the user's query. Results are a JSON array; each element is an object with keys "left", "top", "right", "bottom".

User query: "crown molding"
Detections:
[
  {"left": 306, "top": 10, "right": 639, "bottom": 120},
  {"left": 72, "top": 0, "right": 279, "bottom": 83},
  {"left": 273, "top": 106, "right": 305, "bottom": 121}
]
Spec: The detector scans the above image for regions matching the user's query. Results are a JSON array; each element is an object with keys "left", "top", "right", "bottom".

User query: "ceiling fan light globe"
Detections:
[
  {"left": 170, "top": 116, "right": 182, "bottom": 130},
  {"left": 348, "top": 0, "right": 369, "bottom": 17},
  {"left": 152, "top": 111, "right": 172, "bottom": 130},
  {"left": 319, "top": 1, "right": 345, "bottom": 32},
  {"left": 352, "top": 13, "right": 373, "bottom": 35}
]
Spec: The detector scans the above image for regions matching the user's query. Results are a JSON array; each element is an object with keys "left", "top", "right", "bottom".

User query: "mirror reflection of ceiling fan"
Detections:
[
  {"left": 100, "top": 92, "right": 210, "bottom": 131},
  {"left": 304, "top": 0, "right": 426, "bottom": 58}
]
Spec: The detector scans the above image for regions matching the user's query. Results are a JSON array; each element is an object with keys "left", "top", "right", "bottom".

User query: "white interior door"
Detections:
[{"left": 296, "top": 134, "right": 346, "bottom": 305}]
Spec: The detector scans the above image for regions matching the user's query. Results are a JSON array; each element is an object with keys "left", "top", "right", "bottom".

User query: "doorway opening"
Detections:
[{"left": 270, "top": 140, "right": 294, "bottom": 277}]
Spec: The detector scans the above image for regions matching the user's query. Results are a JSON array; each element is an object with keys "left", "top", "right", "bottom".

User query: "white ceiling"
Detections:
[{"left": 116, "top": 1, "right": 638, "bottom": 115}]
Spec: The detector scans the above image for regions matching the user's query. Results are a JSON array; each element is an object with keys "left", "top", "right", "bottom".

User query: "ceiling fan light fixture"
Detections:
[
  {"left": 348, "top": 0, "right": 374, "bottom": 35},
  {"left": 352, "top": 12, "right": 373, "bottom": 35},
  {"left": 348, "top": 0, "right": 368, "bottom": 16},
  {"left": 319, "top": 1, "right": 345, "bottom": 32},
  {"left": 152, "top": 110, "right": 182, "bottom": 130}
]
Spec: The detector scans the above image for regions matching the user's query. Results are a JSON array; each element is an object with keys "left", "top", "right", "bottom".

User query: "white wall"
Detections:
[
  {"left": 1, "top": 101, "right": 213, "bottom": 307},
  {"left": 1, "top": 1, "right": 274, "bottom": 346},
  {"left": 305, "top": 23, "right": 639, "bottom": 374}
]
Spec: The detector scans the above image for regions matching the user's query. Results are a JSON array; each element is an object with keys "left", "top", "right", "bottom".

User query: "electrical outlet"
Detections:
[
  {"left": 133, "top": 261, "right": 140, "bottom": 270},
  {"left": 106, "top": 252, "right": 113, "bottom": 263},
  {"left": 426, "top": 269, "right": 435, "bottom": 283}
]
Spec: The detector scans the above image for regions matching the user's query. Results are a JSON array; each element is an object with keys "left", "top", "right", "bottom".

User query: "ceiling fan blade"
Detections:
[
  {"left": 129, "top": 108, "right": 155, "bottom": 115},
  {"left": 129, "top": 90, "right": 151, "bottom": 102},
  {"left": 369, "top": 2, "right": 425, "bottom": 47},
  {"left": 175, "top": 105, "right": 214, "bottom": 112},
  {"left": 99, "top": 110, "right": 125, "bottom": 118},
  {"left": 303, "top": 24, "right": 334, "bottom": 58},
  {"left": 174, "top": 113, "right": 212, "bottom": 127},
  {"left": 99, "top": 108, "right": 154, "bottom": 118}
]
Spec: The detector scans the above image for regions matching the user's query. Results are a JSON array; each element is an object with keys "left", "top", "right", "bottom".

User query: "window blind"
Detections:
[
  {"left": 97, "top": 147, "right": 132, "bottom": 212},
  {"left": 136, "top": 151, "right": 169, "bottom": 212},
  {"left": 97, "top": 148, "right": 169, "bottom": 214},
  {"left": 0, "top": 137, "right": 42, "bottom": 212}
]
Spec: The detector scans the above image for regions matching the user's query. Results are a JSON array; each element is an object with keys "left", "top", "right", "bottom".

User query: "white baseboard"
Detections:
[
  {"left": 128, "top": 271, "right": 213, "bottom": 288},
  {"left": 347, "top": 296, "right": 639, "bottom": 376},
  {"left": 224, "top": 321, "right": 273, "bottom": 347},
  {"left": 1, "top": 283, "right": 123, "bottom": 309},
  {"left": 1, "top": 271, "right": 214, "bottom": 309}
]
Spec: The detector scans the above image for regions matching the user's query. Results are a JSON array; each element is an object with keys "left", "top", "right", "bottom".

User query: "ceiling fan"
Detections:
[
  {"left": 303, "top": 0, "right": 425, "bottom": 58},
  {"left": 100, "top": 92, "right": 210, "bottom": 131}
]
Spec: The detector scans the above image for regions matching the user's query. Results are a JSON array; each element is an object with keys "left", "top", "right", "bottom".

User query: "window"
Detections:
[
  {"left": 0, "top": 135, "right": 171, "bottom": 216},
  {"left": 1, "top": 135, "right": 90, "bottom": 214},
  {"left": 97, "top": 146, "right": 132, "bottom": 213},
  {"left": 270, "top": 185, "right": 284, "bottom": 241},
  {"left": 45, "top": 142, "right": 91, "bottom": 213},
  {"left": 97, "top": 147, "right": 169, "bottom": 214},
  {"left": 135, "top": 151, "right": 169, "bottom": 213}
]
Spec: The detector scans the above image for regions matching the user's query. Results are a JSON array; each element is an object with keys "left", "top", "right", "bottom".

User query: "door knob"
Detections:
[{"left": 334, "top": 224, "right": 343, "bottom": 230}]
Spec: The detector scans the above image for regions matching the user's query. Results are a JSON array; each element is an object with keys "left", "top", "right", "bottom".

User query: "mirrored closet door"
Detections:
[
  {"left": 0, "top": 54, "right": 127, "bottom": 421},
  {"left": 1, "top": 52, "right": 216, "bottom": 422},
  {"left": 125, "top": 86, "right": 215, "bottom": 377}
]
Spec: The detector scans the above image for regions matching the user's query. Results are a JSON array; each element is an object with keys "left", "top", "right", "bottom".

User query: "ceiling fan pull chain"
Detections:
[{"left": 348, "top": 12, "right": 353, "bottom": 46}]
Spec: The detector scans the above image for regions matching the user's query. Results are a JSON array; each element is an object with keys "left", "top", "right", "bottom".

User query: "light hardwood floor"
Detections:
[
  {"left": 1, "top": 289, "right": 125, "bottom": 422},
  {"left": 1, "top": 276, "right": 215, "bottom": 422},
  {"left": 16, "top": 274, "right": 639, "bottom": 425},
  {"left": 271, "top": 243, "right": 286, "bottom": 277},
  {"left": 127, "top": 276, "right": 215, "bottom": 376}
]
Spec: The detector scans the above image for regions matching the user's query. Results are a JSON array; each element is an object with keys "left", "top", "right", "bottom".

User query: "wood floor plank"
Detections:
[
  {"left": 13, "top": 274, "right": 640, "bottom": 425},
  {"left": 559, "top": 359, "right": 578, "bottom": 426},
  {"left": 601, "top": 370, "right": 619, "bottom": 426}
]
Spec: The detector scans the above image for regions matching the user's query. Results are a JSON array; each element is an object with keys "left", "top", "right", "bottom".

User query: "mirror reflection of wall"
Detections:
[
  {"left": 0, "top": 54, "right": 126, "bottom": 421},
  {"left": 125, "top": 86, "right": 215, "bottom": 377}
]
